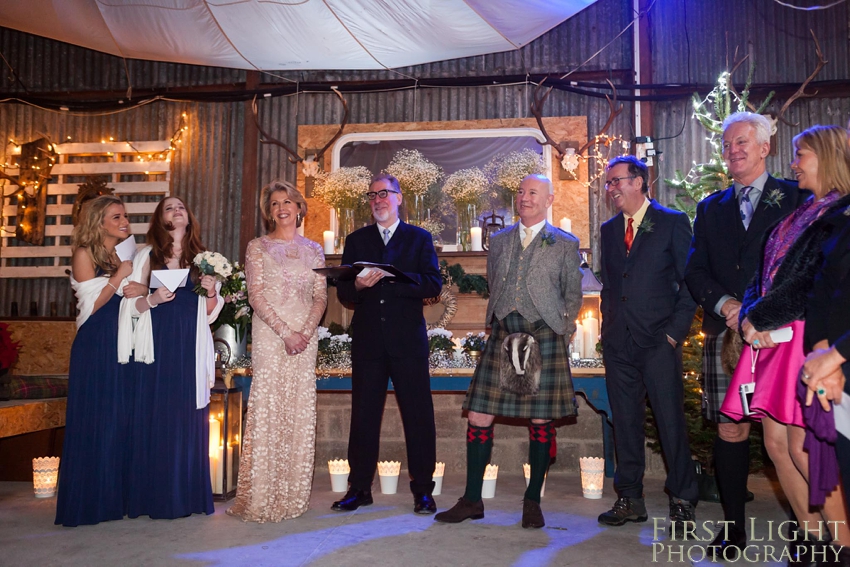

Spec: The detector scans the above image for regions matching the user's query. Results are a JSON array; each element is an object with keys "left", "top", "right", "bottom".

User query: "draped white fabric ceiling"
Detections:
[{"left": 0, "top": 0, "right": 597, "bottom": 71}]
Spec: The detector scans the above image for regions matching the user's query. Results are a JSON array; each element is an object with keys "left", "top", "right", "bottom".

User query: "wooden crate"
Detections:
[{"left": 1, "top": 141, "right": 172, "bottom": 278}]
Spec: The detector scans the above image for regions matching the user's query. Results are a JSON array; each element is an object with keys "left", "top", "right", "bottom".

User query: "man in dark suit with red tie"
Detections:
[
  {"left": 332, "top": 173, "right": 443, "bottom": 515},
  {"left": 684, "top": 112, "right": 802, "bottom": 558},
  {"left": 598, "top": 155, "right": 698, "bottom": 537}
]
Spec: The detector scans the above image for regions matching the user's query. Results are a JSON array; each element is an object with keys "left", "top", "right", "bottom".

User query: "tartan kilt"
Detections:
[
  {"left": 463, "top": 311, "right": 577, "bottom": 419},
  {"left": 702, "top": 331, "right": 735, "bottom": 423}
]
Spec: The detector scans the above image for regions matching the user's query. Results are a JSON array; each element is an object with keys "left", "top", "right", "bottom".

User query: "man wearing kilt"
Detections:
[
  {"left": 434, "top": 174, "right": 583, "bottom": 529},
  {"left": 684, "top": 112, "right": 802, "bottom": 557},
  {"left": 597, "top": 155, "right": 698, "bottom": 537}
]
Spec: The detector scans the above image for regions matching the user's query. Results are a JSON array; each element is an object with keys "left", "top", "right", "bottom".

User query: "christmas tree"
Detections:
[{"left": 667, "top": 62, "right": 774, "bottom": 221}]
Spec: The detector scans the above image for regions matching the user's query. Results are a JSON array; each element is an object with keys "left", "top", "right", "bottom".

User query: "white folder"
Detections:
[{"left": 150, "top": 269, "right": 189, "bottom": 293}]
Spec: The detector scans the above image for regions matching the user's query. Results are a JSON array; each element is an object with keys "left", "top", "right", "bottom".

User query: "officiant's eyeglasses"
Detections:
[
  {"left": 604, "top": 176, "right": 637, "bottom": 189},
  {"left": 366, "top": 189, "right": 401, "bottom": 200}
]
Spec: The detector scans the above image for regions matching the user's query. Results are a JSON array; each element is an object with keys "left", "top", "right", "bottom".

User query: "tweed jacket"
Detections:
[{"left": 485, "top": 222, "right": 583, "bottom": 337}]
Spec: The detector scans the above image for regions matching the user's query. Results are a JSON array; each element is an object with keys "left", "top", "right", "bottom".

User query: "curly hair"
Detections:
[
  {"left": 71, "top": 194, "right": 126, "bottom": 275},
  {"left": 147, "top": 196, "right": 206, "bottom": 270},
  {"left": 259, "top": 180, "right": 307, "bottom": 232}
]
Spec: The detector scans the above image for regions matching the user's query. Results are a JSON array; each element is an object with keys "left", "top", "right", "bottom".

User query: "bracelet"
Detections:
[
  {"left": 107, "top": 282, "right": 119, "bottom": 292},
  {"left": 145, "top": 295, "right": 157, "bottom": 309},
  {"left": 206, "top": 292, "right": 216, "bottom": 298}
]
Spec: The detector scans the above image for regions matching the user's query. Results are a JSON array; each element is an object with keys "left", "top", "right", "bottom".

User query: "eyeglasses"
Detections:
[
  {"left": 366, "top": 189, "right": 401, "bottom": 200},
  {"left": 604, "top": 176, "right": 637, "bottom": 189}
]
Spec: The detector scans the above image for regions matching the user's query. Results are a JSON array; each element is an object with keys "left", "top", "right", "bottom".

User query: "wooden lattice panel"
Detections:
[{"left": 1, "top": 141, "right": 172, "bottom": 278}]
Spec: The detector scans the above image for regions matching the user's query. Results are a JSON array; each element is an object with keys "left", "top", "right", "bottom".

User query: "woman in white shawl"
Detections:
[
  {"left": 124, "top": 196, "right": 222, "bottom": 519},
  {"left": 55, "top": 195, "right": 145, "bottom": 527}
]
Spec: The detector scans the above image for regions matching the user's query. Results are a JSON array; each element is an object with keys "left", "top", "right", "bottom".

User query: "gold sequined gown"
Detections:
[{"left": 227, "top": 235, "right": 327, "bottom": 522}]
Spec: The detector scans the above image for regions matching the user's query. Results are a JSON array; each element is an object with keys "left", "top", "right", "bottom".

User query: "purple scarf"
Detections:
[{"left": 797, "top": 378, "right": 840, "bottom": 506}]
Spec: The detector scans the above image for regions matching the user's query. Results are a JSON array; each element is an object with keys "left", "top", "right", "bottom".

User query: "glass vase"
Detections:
[
  {"left": 456, "top": 203, "right": 478, "bottom": 252},
  {"left": 408, "top": 194, "right": 427, "bottom": 226},
  {"left": 334, "top": 207, "right": 355, "bottom": 254}
]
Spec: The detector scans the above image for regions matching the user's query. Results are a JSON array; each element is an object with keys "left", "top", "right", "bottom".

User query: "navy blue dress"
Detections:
[
  {"left": 55, "top": 289, "right": 129, "bottom": 527},
  {"left": 126, "top": 279, "right": 213, "bottom": 519}
]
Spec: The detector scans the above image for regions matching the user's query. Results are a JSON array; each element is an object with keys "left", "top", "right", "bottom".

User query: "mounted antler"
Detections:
[
  {"left": 773, "top": 30, "right": 827, "bottom": 127},
  {"left": 530, "top": 78, "right": 623, "bottom": 159},
  {"left": 576, "top": 79, "right": 623, "bottom": 155},
  {"left": 251, "top": 88, "right": 350, "bottom": 169}
]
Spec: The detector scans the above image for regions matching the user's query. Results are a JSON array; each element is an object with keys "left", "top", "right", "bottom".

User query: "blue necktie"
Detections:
[{"left": 740, "top": 186, "right": 754, "bottom": 230}]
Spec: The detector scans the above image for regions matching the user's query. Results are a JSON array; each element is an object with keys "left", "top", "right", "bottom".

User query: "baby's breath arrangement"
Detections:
[
  {"left": 312, "top": 166, "right": 371, "bottom": 209},
  {"left": 485, "top": 149, "right": 545, "bottom": 193},
  {"left": 442, "top": 167, "right": 490, "bottom": 207},
  {"left": 385, "top": 149, "right": 443, "bottom": 197},
  {"left": 419, "top": 217, "right": 445, "bottom": 245}
]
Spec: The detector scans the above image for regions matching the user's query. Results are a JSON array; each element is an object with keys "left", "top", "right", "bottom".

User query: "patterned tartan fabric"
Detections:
[
  {"left": 6, "top": 375, "right": 69, "bottom": 400},
  {"left": 528, "top": 422, "right": 555, "bottom": 443},
  {"left": 467, "top": 424, "right": 494, "bottom": 444},
  {"left": 464, "top": 311, "right": 576, "bottom": 419},
  {"left": 701, "top": 331, "right": 734, "bottom": 423}
]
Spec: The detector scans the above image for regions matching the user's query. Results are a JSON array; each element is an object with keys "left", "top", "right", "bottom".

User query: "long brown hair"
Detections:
[
  {"left": 147, "top": 196, "right": 205, "bottom": 270},
  {"left": 72, "top": 194, "right": 125, "bottom": 275}
]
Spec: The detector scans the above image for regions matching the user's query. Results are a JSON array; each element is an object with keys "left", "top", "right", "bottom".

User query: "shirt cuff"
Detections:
[{"left": 715, "top": 294, "right": 734, "bottom": 317}]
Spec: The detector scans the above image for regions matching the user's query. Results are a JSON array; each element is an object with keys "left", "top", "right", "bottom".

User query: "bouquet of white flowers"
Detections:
[
  {"left": 192, "top": 251, "right": 233, "bottom": 296},
  {"left": 211, "top": 263, "right": 252, "bottom": 341}
]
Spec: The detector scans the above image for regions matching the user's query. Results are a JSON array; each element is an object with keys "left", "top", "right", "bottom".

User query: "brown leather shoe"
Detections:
[
  {"left": 434, "top": 497, "right": 484, "bottom": 523},
  {"left": 522, "top": 498, "right": 545, "bottom": 529}
]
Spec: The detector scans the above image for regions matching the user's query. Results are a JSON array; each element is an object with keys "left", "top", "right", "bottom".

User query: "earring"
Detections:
[{"left": 296, "top": 213, "right": 302, "bottom": 223}]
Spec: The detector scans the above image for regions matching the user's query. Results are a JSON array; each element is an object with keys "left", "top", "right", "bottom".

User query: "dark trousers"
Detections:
[
  {"left": 347, "top": 354, "right": 437, "bottom": 494},
  {"left": 603, "top": 334, "right": 698, "bottom": 502}
]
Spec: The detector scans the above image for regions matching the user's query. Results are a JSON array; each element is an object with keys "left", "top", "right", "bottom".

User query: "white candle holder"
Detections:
[
  {"left": 579, "top": 457, "right": 605, "bottom": 499},
  {"left": 481, "top": 464, "right": 498, "bottom": 499},
  {"left": 432, "top": 462, "right": 445, "bottom": 496},
  {"left": 32, "top": 457, "right": 60, "bottom": 498},
  {"left": 378, "top": 460, "right": 401, "bottom": 494},
  {"left": 522, "top": 463, "right": 547, "bottom": 498},
  {"left": 328, "top": 459, "right": 350, "bottom": 493}
]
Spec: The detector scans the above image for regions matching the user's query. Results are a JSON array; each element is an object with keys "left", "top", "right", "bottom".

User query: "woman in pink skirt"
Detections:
[{"left": 722, "top": 125, "right": 850, "bottom": 556}]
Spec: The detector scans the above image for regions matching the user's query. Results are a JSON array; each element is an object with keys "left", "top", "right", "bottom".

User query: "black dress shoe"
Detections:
[
  {"left": 331, "top": 489, "right": 373, "bottom": 511},
  {"left": 787, "top": 531, "right": 831, "bottom": 566},
  {"left": 706, "top": 524, "right": 746, "bottom": 561},
  {"left": 414, "top": 493, "right": 436, "bottom": 514},
  {"left": 521, "top": 498, "right": 545, "bottom": 529}
]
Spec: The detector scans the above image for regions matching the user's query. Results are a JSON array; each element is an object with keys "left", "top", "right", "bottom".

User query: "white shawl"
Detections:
[
  {"left": 71, "top": 273, "right": 125, "bottom": 329},
  {"left": 122, "top": 246, "right": 224, "bottom": 409}
]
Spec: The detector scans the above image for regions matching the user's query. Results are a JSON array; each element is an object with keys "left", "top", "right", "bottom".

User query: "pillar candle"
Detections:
[
  {"left": 323, "top": 230, "right": 335, "bottom": 255},
  {"left": 215, "top": 444, "right": 225, "bottom": 494},
  {"left": 209, "top": 418, "right": 221, "bottom": 492},
  {"left": 573, "top": 320, "right": 584, "bottom": 359},
  {"left": 226, "top": 444, "right": 235, "bottom": 492},
  {"left": 470, "top": 227, "right": 483, "bottom": 251},
  {"left": 559, "top": 217, "right": 572, "bottom": 233},
  {"left": 582, "top": 313, "right": 599, "bottom": 358}
]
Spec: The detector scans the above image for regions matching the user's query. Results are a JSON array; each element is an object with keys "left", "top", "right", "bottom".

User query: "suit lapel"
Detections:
[
  {"left": 495, "top": 224, "right": 519, "bottom": 284},
  {"left": 745, "top": 176, "right": 793, "bottom": 244},
  {"left": 718, "top": 186, "right": 747, "bottom": 243},
  {"left": 610, "top": 212, "right": 627, "bottom": 260}
]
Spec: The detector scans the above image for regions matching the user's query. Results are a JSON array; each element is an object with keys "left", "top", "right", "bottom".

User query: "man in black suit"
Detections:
[
  {"left": 684, "top": 112, "right": 801, "bottom": 557},
  {"left": 332, "top": 173, "right": 442, "bottom": 515},
  {"left": 598, "top": 155, "right": 698, "bottom": 536}
]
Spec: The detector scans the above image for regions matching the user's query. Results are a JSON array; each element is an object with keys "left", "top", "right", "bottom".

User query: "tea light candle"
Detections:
[
  {"left": 470, "top": 227, "right": 483, "bottom": 251},
  {"left": 323, "top": 230, "right": 335, "bottom": 254}
]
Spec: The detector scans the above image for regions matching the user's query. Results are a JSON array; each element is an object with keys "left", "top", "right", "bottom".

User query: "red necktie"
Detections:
[{"left": 624, "top": 218, "right": 634, "bottom": 253}]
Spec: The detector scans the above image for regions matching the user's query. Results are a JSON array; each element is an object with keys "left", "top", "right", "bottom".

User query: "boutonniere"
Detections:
[
  {"left": 540, "top": 230, "right": 557, "bottom": 247},
  {"left": 637, "top": 217, "right": 654, "bottom": 235},
  {"left": 762, "top": 188, "right": 785, "bottom": 208},
  {"left": 843, "top": 205, "right": 850, "bottom": 217}
]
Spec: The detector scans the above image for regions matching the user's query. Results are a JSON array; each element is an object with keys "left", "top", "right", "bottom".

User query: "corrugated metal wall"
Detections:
[{"left": 2, "top": 0, "right": 849, "bottom": 315}]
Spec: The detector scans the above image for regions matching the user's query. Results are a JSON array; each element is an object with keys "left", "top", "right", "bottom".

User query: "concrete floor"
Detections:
[{"left": 1, "top": 472, "right": 796, "bottom": 567}]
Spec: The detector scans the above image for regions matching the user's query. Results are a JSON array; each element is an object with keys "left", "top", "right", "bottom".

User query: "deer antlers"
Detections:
[
  {"left": 251, "top": 88, "right": 349, "bottom": 167},
  {"left": 531, "top": 78, "right": 623, "bottom": 159},
  {"left": 774, "top": 30, "right": 827, "bottom": 126}
]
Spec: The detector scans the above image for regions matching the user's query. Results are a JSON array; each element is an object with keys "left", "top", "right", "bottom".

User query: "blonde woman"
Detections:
[
  {"left": 228, "top": 180, "right": 327, "bottom": 521},
  {"left": 55, "top": 195, "right": 143, "bottom": 526}
]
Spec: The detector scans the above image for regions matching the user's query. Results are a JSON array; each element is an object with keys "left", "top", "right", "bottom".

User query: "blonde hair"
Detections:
[
  {"left": 71, "top": 194, "right": 125, "bottom": 275},
  {"left": 259, "top": 180, "right": 307, "bottom": 232},
  {"left": 793, "top": 125, "right": 850, "bottom": 196}
]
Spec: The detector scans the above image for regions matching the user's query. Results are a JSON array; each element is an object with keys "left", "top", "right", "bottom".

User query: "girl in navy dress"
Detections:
[{"left": 124, "top": 196, "right": 222, "bottom": 519}]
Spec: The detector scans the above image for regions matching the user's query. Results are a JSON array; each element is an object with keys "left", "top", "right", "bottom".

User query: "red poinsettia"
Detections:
[{"left": 0, "top": 323, "right": 20, "bottom": 371}]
